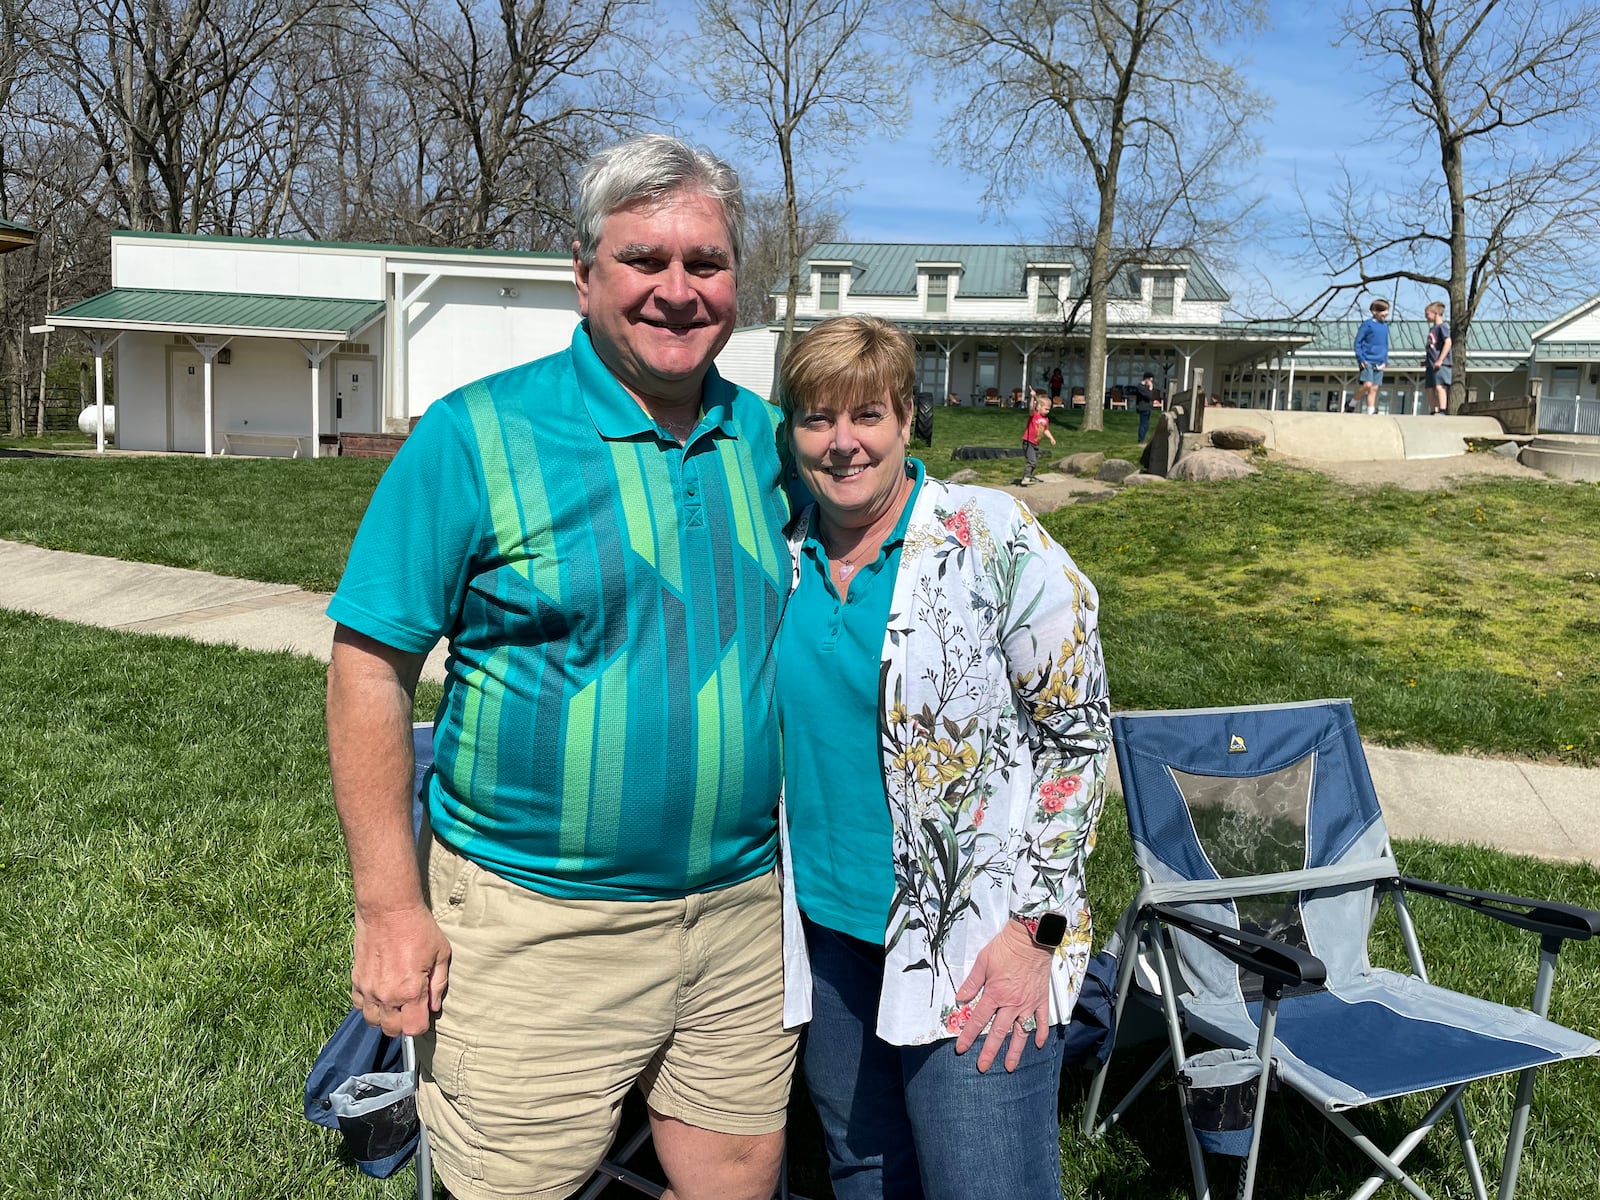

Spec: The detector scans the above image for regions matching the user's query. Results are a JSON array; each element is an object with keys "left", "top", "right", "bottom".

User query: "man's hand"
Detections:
[
  {"left": 352, "top": 903, "right": 452, "bottom": 1037},
  {"left": 952, "top": 920, "right": 1053, "bottom": 1073}
]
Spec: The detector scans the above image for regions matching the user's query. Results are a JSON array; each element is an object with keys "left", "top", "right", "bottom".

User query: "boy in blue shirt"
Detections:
[{"left": 1353, "top": 299, "right": 1391, "bottom": 415}]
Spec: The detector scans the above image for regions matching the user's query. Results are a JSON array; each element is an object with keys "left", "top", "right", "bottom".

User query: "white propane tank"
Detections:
[{"left": 77, "top": 406, "right": 116, "bottom": 437}]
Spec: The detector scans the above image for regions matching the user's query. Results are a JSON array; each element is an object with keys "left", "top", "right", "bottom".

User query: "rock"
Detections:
[
  {"left": 1142, "top": 412, "right": 1182, "bottom": 477},
  {"left": 1096, "top": 458, "right": 1139, "bottom": 483},
  {"left": 1169, "top": 448, "right": 1260, "bottom": 481},
  {"left": 1122, "top": 472, "right": 1170, "bottom": 486},
  {"left": 1059, "top": 451, "right": 1106, "bottom": 475},
  {"left": 1210, "top": 426, "right": 1266, "bottom": 450},
  {"left": 947, "top": 468, "right": 981, "bottom": 483}
]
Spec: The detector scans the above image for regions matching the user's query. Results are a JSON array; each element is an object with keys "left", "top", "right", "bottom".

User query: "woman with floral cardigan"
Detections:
[{"left": 776, "top": 315, "right": 1112, "bottom": 1200}]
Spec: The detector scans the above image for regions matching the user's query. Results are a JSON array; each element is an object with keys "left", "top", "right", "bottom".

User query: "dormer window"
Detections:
[
  {"left": 819, "top": 270, "right": 841, "bottom": 311},
  {"left": 926, "top": 272, "right": 949, "bottom": 314},
  {"left": 1036, "top": 273, "right": 1064, "bottom": 315},
  {"left": 1152, "top": 273, "right": 1176, "bottom": 316}
]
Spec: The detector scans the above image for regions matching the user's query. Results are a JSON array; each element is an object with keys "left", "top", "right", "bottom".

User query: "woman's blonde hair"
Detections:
[{"left": 779, "top": 315, "right": 915, "bottom": 426}]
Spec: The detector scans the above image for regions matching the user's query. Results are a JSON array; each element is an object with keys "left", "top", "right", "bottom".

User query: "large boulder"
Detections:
[
  {"left": 1170, "top": 448, "right": 1260, "bottom": 481},
  {"left": 1095, "top": 458, "right": 1139, "bottom": 483},
  {"left": 1059, "top": 451, "right": 1106, "bottom": 475},
  {"left": 1210, "top": 426, "right": 1266, "bottom": 451},
  {"left": 947, "top": 468, "right": 981, "bottom": 483},
  {"left": 1122, "top": 472, "right": 1171, "bottom": 487}
]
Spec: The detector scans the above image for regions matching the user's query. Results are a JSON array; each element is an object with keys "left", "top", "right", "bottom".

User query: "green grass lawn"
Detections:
[
  {"left": 3, "top": 612, "right": 1597, "bottom": 1198},
  {"left": 4, "top": 410, "right": 1596, "bottom": 760}
]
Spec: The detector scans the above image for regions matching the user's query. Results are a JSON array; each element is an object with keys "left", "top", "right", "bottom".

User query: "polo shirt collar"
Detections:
[{"left": 572, "top": 320, "right": 739, "bottom": 442}]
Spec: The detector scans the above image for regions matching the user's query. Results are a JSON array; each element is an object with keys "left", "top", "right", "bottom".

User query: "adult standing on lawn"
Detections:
[
  {"left": 324, "top": 134, "right": 796, "bottom": 1200},
  {"left": 1132, "top": 370, "right": 1157, "bottom": 442},
  {"left": 1353, "top": 298, "right": 1391, "bottom": 415},
  {"left": 776, "top": 314, "right": 1111, "bottom": 1200}
]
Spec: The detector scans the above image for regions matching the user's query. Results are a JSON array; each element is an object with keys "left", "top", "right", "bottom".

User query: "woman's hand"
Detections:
[{"left": 952, "top": 920, "right": 1053, "bottom": 1072}]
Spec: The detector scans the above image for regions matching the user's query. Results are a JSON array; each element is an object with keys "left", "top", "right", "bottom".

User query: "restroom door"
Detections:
[
  {"left": 168, "top": 348, "right": 205, "bottom": 451},
  {"left": 331, "top": 355, "right": 376, "bottom": 432}
]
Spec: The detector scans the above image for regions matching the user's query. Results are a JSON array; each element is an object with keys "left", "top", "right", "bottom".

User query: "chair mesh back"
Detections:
[{"left": 1114, "top": 701, "right": 1391, "bottom": 1000}]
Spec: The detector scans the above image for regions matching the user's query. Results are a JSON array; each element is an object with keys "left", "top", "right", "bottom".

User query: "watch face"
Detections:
[{"left": 1034, "top": 912, "right": 1070, "bottom": 948}]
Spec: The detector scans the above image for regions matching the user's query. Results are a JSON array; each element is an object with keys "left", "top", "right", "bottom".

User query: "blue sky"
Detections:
[{"left": 674, "top": 3, "right": 1440, "bottom": 318}]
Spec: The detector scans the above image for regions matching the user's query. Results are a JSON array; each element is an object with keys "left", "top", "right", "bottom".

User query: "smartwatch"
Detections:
[{"left": 1013, "top": 912, "right": 1070, "bottom": 949}]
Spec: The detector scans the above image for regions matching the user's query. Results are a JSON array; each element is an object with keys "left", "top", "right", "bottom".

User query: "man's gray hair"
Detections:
[{"left": 574, "top": 134, "right": 745, "bottom": 268}]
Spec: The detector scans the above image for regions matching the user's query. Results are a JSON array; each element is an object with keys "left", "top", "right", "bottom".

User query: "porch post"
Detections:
[
  {"left": 299, "top": 340, "right": 338, "bottom": 457},
  {"left": 80, "top": 330, "right": 123, "bottom": 454},
  {"left": 186, "top": 336, "right": 233, "bottom": 457},
  {"left": 1286, "top": 354, "right": 1297, "bottom": 411}
]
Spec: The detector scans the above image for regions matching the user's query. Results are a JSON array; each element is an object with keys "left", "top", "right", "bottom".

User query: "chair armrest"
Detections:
[
  {"left": 1397, "top": 876, "right": 1600, "bottom": 944},
  {"left": 1144, "top": 903, "right": 1328, "bottom": 992}
]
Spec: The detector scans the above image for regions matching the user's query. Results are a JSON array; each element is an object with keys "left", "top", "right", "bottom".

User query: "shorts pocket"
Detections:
[{"left": 426, "top": 837, "right": 481, "bottom": 925}]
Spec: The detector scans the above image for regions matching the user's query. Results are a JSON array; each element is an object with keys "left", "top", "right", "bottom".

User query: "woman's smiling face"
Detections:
[{"left": 790, "top": 390, "right": 911, "bottom": 531}]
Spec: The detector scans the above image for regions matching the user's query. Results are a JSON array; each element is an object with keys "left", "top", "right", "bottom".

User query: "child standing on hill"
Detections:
[
  {"left": 1021, "top": 390, "right": 1056, "bottom": 485},
  {"left": 1425, "top": 301, "right": 1453, "bottom": 414},
  {"left": 1353, "top": 299, "right": 1391, "bottom": 415}
]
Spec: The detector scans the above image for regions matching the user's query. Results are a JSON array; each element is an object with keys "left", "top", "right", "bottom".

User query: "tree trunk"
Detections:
[
  {"left": 780, "top": 137, "right": 800, "bottom": 368},
  {"left": 1081, "top": 183, "right": 1119, "bottom": 433}
]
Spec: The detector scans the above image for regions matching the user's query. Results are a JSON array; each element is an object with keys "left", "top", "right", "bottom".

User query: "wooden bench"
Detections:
[{"left": 221, "top": 431, "right": 311, "bottom": 457}]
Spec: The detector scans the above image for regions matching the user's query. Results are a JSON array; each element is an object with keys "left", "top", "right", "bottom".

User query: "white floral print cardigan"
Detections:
[{"left": 780, "top": 475, "right": 1112, "bottom": 1046}]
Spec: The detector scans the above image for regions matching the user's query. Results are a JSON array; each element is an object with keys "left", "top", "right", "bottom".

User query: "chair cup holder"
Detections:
[{"left": 1179, "top": 1048, "right": 1263, "bottom": 1156}]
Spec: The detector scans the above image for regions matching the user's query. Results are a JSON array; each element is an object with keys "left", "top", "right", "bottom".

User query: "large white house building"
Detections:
[{"left": 38, "top": 232, "right": 1599, "bottom": 454}]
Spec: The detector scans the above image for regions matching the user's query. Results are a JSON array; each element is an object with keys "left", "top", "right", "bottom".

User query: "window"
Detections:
[
  {"left": 926, "top": 273, "right": 949, "bottom": 314},
  {"left": 1151, "top": 274, "right": 1175, "bottom": 316},
  {"left": 1036, "top": 273, "right": 1062, "bottom": 315},
  {"left": 916, "top": 347, "right": 944, "bottom": 397},
  {"left": 975, "top": 348, "right": 1000, "bottom": 393},
  {"left": 818, "top": 270, "right": 840, "bottom": 311}
]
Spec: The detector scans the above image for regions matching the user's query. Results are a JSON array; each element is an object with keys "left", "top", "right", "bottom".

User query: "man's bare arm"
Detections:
[{"left": 326, "top": 624, "right": 450, "bottom": 1036}]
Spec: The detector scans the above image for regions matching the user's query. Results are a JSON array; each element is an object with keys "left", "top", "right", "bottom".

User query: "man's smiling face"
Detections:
[{"left": 573, "top": 189, "right": 738, "bottom": 408}]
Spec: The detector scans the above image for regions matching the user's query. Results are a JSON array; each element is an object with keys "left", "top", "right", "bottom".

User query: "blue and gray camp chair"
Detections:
[{"left": 1082, "top": 699, "right": 1600, "bottom": 1200}]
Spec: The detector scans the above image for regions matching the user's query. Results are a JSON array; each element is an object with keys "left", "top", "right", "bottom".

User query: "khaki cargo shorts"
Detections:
[{"left": 415, "top": 837, "right": 797, "bottom": 1200}]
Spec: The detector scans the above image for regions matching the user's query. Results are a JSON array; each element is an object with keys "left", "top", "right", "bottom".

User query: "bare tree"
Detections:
[
  {"left": 357, "top": 0, "right": 649, "bottom": 249},
  {"left": 1306, "top": 0, "right": 1600, "bottom": 404},
  {"left": 25, "top": 0, "right": 327, "bottom": 234},
  {"left": 697, "top": 0, "right": 907, "bottom": 354},
  {"left": 919, "top": 0, "right": 1267, "bottom": 429},
  {"left": 737, "top": 190, "right": 846, "bottom": 327}
]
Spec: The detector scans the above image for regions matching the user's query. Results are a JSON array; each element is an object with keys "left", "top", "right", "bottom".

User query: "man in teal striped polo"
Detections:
[{"left": 325, "top": 135, "right": 795, "bottom": 1200}]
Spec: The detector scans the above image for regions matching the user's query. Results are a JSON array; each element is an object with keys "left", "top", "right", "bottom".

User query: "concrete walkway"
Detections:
[{"left": 3, "top": 537, "right": 1597, "bottom": 870}]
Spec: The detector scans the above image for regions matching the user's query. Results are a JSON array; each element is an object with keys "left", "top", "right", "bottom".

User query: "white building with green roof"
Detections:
[
  {"left": 779, "top": 242, "right": 1551, "bottom": 419},
  {"left": 38, "top": 231, "right": 1593, "bottom": 455},
  {"left": 44, "top": 231, "right": 581, "bottom": 456}
]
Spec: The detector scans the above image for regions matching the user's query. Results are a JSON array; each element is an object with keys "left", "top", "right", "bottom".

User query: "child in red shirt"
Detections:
[{"left": 1021, "top": 390, "right": 1056, "bottom": 485}]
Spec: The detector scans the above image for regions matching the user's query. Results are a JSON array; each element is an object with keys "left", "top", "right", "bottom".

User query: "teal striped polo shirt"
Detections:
[{"left": 328, "top": 323, "right": 791, "bottom": 900}]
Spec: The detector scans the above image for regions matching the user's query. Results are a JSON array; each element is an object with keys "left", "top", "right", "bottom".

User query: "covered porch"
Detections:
[{"left": 41, "top": 288, "right": 385, "bottom": 457}]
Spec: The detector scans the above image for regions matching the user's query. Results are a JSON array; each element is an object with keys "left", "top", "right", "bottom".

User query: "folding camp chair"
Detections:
[{"left": 1082, "top": 699, "right": 1600, "bottom": 1200}]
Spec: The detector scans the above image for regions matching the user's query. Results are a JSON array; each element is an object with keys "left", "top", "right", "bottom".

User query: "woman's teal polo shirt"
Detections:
[{"left": 777, "top": 460, "right": 924, "bottom": 943}]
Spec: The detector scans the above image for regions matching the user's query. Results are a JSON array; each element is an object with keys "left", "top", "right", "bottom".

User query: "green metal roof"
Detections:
[
  {"left": 1532, "top": 342, "right": 1600, "bottom": 360},
  {"left": 0, "top": 218, "right": 36, "bottom": 250},
  {"left": 1284, "top": 319, "right": 1538, "bottom": 369},
  {"left": 796, "top": 316, "right": 1300, "bottom": 344},
  {"left": 787, "top": 242, "right": 1231, "bottom": 303},
  {"left": 48, "top": 288, "right": 386, "bottom": 339},
  {"left": 114, "top": 228, "right": 570, "bottom": 263}
]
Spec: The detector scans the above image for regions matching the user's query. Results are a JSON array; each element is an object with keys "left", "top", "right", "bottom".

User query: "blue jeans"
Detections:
[
  {"left": 801, "top": 920, "right": 1067, "bottom": 1200},
  {"left": 1137, "top": 408, "right": 1151, "bottom": 442}
]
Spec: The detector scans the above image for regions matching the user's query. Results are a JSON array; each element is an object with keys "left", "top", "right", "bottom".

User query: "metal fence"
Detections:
[
  {"left": 1536, "top": 397, "right": 1600, "bottom": 436},
  {"left": 1, "top": 385, "right": 84, "bottom": 433}
]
